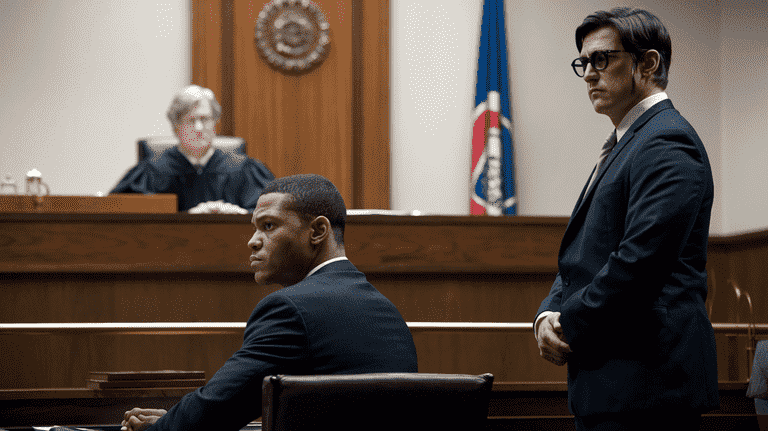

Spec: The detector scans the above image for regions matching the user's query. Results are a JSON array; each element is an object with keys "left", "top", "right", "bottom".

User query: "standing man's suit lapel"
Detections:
[{"left": 561, "top": 99, "right": 676, "bottom": 251}]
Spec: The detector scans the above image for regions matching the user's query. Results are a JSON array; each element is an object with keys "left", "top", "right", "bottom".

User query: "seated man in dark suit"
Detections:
[
  {"left": 110, "top": 85, "right": 274, "bottom": 213},
  {"left": 121, "top": 174, "right": 418, "bottom": 431}
]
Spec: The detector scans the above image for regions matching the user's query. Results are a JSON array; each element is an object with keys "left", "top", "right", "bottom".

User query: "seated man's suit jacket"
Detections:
[
  {"left": 536, "top": 99, "right": 719, "bottom": 417},
  {"left": 148, "top": 260, "right": 418, "bottom": 431}
]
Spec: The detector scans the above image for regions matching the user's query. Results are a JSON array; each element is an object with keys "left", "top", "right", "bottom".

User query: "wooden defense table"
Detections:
[{"left": 0, "top": 382, "right": 756, "bottom": 430}]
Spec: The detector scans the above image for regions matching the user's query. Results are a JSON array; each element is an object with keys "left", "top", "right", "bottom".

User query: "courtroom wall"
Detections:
[
  {"left": 0, "top": 1, "right": 190, "bottom": 197},
  {"left": 1, "top": 1, "right": 766, "bottom": 235},
  {"left": 391, "top": 0, "right": 764, "bottom": 236},
  {"left": 391, "top": 0, "right": 768, "bottom": 236},
  {"left": 718, "top": 0, "right": 768, "bottom": 235}
]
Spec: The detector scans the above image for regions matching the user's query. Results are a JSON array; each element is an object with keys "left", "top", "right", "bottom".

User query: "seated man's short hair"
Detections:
[{"left": 260, "top": 174, "right": 346, "bottom": 244}]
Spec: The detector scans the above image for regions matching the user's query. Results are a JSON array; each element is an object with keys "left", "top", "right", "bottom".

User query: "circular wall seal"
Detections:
[{"left": 255, "top": 0, "right": 331, "bottom": 73}]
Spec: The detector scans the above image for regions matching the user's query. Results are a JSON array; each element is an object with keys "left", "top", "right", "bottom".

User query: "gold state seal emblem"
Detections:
[{"left": 255, "top": 0, "right": 331, "bottom": 73}]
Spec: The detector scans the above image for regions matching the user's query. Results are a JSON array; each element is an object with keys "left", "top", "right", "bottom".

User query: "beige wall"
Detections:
[
  {"left": 0, "top": 0, "right": 190, "bottom": 197},
  {"left": 719, "top": 0, "right": 768, "bottom": 234},
  {"left": 392, "top": 0, "right": 738, "bottom": 235},
  {"left": 0, "top": 1, "right": 765, "bottom": 235}
]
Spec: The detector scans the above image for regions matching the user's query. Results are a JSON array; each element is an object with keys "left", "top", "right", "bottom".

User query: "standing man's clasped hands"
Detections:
[{"left": 536, "top": 312, "right": 571, "bottom": 366}]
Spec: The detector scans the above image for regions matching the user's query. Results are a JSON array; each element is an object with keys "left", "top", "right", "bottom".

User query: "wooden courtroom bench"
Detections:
[
  {"left": 3, "top": 212, "right": 763, "bottom": 386},
  {"left": 0, "top": 322, "right": 762, "bottom": 429},
  {"left": 2, "top": 207, "right": 767, "bottom": 429}
]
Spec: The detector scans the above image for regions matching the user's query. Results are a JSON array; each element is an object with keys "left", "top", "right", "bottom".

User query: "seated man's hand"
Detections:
[
  {"left": 121, "top": 407, "right": 167, "bottom": 431},
  {"left": 188, "top": 200, "right": 249, "bottom": 214},
  {"left": 536, "top": 312, "right": 572, "bottom": 366}
]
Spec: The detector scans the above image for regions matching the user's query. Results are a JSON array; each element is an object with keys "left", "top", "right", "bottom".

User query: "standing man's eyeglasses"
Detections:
[{"left": 571, "top": 50, "right": 627, "bottom": 77}]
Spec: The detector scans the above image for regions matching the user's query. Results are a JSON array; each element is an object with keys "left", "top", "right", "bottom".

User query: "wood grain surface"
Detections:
[
  {"left": 1, "top": 214, "right": 766, "bottom": 388},
  {"left": 0, "top": 214, "right": 566, "bottom": 273},
  {"left": 0, "top": 194, "right": 176, "bottom": 214},
  {"left": 191, "top": 0, "right": 390, "bottom": 209}
]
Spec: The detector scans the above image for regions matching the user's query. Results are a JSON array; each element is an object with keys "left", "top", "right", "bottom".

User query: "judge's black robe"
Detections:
[{"left": 110, "top": 147, "right": 274, "bottom": 212}]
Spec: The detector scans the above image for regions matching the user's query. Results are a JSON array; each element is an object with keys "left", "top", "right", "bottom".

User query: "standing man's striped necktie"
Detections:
[{"left": 587, "top": 130, "right": 617, "bottom": 192}]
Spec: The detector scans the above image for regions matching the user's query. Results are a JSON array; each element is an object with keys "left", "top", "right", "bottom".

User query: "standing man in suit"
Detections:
[
  {"left": 534, "top": 7, "right": 718, "bottom": 430},
  {"left": 121, "top": 174, "right": 418, "bottom": 431}
]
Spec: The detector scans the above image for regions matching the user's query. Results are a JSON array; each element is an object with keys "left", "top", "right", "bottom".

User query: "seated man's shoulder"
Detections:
[{"left": 267, "top": 272, "right": 374, "bottom": 304}]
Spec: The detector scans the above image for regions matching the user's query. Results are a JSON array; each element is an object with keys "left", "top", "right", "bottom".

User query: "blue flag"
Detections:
[{"left": 470, "top": 0, "right": 516, "bottom": 216}]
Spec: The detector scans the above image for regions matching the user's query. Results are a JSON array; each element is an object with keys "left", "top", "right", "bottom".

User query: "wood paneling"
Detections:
[
  {"left": 191, "top": 0, "right": 225, "bottom": 132},
  {"left": 191, "top": 0, "right": 389, "bottom": 208},
  {"left": 0, "top": 214, "right": 563, "bottom": 324},
  {"left": 708, "top": 230, "right": 768, "bottom": 323},
  {"left": 0, "top": 322, "right": 761, "bottom": 392},
  {"left": 412, "top": 331, "right": 566, "bottom": 382},
  {"left": 232, "top": 0, "right": 353, "bottom": 202},
  {"left": 0, "top": 272, "right": 551, "bottom": 323},
  {"left": 0, "top": 214, "right": 567, "bottom": 389},
  {"left": 0, "top": 331, "right": 242, "bottom": 389},
  {"left": 3, "top": 213, "right": 768, "bottom": 389},
  {"left": 352, "top": 0, "right": 390, "bottom": 209},
  {"left": 0, "top": 214, "right": 565, "bottom": 275},
  {"left": 0, "top": 273, "right": 263, "bottom": 323},
  {"left": 345, "top": 216, "right": 565, "bottom": 274},
  {"left": 371, "top": 273, "right": 555, "bottom": 322},
  {"left": 0, "top": 215, "right": 253, "bottom": 273},
  {"left": 0, "top": 194, "right": 176, "bottom": 214},
  {"left": 707, "top": 230, "right": 768, "bottom": 382}
]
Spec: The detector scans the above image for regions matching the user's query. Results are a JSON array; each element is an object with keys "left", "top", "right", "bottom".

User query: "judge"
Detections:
[{"left": 110, "top": 85, "right": 274, "bottom": 213}]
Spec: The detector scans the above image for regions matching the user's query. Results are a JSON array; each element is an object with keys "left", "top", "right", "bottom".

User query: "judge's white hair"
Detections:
[{"left": 166, "top": 84, "right": 222, "bottom": 128}]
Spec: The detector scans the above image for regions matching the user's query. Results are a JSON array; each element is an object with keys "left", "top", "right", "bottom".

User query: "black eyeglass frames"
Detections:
[{"left": 571, "top": 50, "right": 627, "bottom": 77}]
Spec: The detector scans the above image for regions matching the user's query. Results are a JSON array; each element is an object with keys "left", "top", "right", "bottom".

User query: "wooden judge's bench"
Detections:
[{"left": 0, "top": 194, "right": 765, "bottom": 429}]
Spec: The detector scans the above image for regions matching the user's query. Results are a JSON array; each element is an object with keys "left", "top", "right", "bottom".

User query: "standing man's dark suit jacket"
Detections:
[
  {"left": 536, "top": 99, "right": 719, "bottom": 417},
  {"left": 147, "top": 260, "right": 418, "bottom": 431}
]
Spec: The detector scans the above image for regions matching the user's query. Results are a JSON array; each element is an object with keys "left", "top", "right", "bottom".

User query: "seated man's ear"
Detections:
[{"left": 309, "top": 216, "right": 332, "bottom": 246}]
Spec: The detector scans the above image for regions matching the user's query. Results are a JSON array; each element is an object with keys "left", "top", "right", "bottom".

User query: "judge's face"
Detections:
[
  {"left": 176, "top": 99, "right": 215, "bottom": 158},
  {"left": 248, "top": 193, "right": 314, "bottom": 287},
  {"left": 580, "top": 26, "right": 643, "bottom": 126}
]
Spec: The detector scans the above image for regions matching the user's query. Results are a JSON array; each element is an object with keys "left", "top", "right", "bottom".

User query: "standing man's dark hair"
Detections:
[
  {"left": 575, "top": 7, "right": 671, "bottom": 89},
  {"left": 536, "top": 7, "right": 718, "bottom": 431},
  {"left": 259, "top": 173, "right": 346, "bottom": 245}
]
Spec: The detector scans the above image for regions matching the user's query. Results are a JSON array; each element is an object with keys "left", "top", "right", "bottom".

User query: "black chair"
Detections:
[
  {"left": 261, "top": 373, "right": 494, "bottom": 431},
  {"left": 137, "top": 136, "right": 247, "bottom": 162}
]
